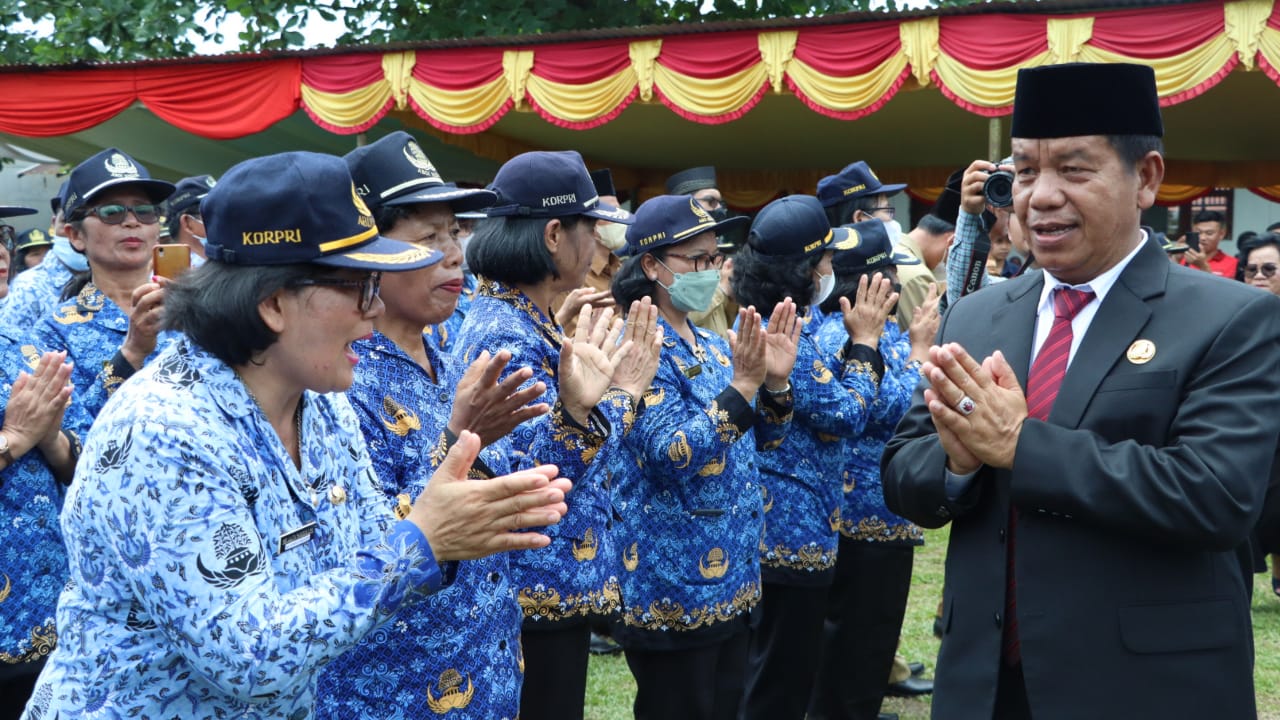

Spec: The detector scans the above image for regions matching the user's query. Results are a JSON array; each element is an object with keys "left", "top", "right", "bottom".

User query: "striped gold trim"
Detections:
[
  {"left": 673, "top": 221, "right": 717, "bottom": 241},
  {"left": 341, "top": 246, "right": 439, "bottom": 264},
  {"left": 318, "top": 226, "right": 378, "bottom": 253}
]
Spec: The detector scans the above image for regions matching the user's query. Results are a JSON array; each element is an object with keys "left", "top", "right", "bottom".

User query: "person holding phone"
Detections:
[
  {"left": 20, "top": 151, "right": 575, "bottom": 720},
  {"left": 31, "top": 148, "right": 175, "bottom": 431},
  {"left": 1180, "top": 209, "right": 1237, "bottom": 278}
]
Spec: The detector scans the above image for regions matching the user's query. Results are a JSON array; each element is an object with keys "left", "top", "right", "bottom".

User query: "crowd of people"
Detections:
[{"left": 0, "top": 60, "right": 1277, "bottom": 720}]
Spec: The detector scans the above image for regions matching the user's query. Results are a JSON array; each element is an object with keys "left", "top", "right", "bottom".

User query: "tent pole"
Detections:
[
  {"left": 988, "top": 117, "right": 1001, "bottom": 161},
  {"left": 356, "top": 132, "right": 368, "bottom": 148}
]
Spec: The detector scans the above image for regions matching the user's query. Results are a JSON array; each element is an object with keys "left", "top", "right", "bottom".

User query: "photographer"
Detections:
[{"left": 944, "top": 159, "right": 1018, "bottom": 308}]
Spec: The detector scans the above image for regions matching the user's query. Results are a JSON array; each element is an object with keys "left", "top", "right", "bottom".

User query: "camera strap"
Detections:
[{"left": 961, "top": 210, "right": 994, "bottom": 297}]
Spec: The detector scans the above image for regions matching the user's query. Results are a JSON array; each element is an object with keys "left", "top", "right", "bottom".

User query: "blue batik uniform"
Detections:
[
  {"left": 612, "top": 318, "right": 792, "bottom": 649},
  {"left": 424, "top": 271, "right": 476, "bottom": 354},
  {"left": 757, "top": 318, "right": 882, "bottom": 585},
  {"left": 32, "top": 282, "right": 175, "bottom": 436},
  {"left": 318, "top": 332, "right": 525, "bottom": 720},
  {"left": 0, "top": 328, "right": 89, "bottom": 673},
  {"left": 0, "top": 255, "right": 76, "bottom": 330},
  {"left": 454, "top": 279, "right": 634, "bottom": 625},
  {"left": 21, "top": 338, "right": 448, "bottom": 720},
  {"left": 815, "top": 317, "right": 924, "bottom": 546}
]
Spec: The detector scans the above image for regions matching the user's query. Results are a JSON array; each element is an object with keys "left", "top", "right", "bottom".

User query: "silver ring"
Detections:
[{"left": 956, "top": 395, "right": 976, "bottom": 416}]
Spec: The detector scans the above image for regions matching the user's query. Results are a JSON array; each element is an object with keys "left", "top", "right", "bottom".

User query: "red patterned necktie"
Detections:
[{"left": 1003, "top": 286, "right": 1095, "bottom": 666}]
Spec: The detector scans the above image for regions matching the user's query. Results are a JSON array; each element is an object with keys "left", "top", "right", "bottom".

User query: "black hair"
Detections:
[
  {"left": 465, "top": 214, "right": 588, "bottom": 286},
  {"left": 731, "top": 244, "right": 819, "bottom": 312},
  {"left": 163, "top": 261, "right": 319, "bottom": 367},
  {"left": 1105, "top": 135, "right": 1164, "bottom": 171},
  {"left": 165, "top": 209, "right": 198, "bottom": 243},
  {"left": 61, "top": 270, "right": 91, "bottom": 301},
  {"left": 611, "top": 252, "right": 662, "bottom": 310},
  {"left": 918, "top": 214, "right": 954, "bottom": 235},
  {"left": 824, "top": 194, "right": 881, "bottom": 229},
  {"left": 1192, "top": 209, "right": 1226, "bottom": 227},
  {"left": 1244, "top": 233, "right": 1280, "bottom": 264},
  {"left": 374, "top": 203, "right": 414, "bottom": 235}
]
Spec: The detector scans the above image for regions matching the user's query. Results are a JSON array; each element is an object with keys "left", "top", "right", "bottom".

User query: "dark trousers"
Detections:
[
  {"left": 0, "top": 660, "right": 43, "bottom": 720},
  {"left": 740, "top": 582, "right": 828, "bottom": 720},
  {"left": 519, "top": 622, "right": 591, "bottom": 720},
  {"left": 808, "top": 541, "right": 915, "bottom": 720},
  {"left": 625, "top": 628, "right": 750, "bottom": 720},
  {"left": 994, "top": 661, "right": 1032, "bottom": 720}
]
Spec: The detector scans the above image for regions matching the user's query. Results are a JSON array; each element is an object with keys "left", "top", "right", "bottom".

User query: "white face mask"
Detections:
[
  {"left": 883, "top": 218, "right": 903, "bottom": 247},
  {"left": 811, "top": 271, "right": 835, "bottom": 307},
  {"left": 596, "top": 222, "right": 628, "bottom": 252}
]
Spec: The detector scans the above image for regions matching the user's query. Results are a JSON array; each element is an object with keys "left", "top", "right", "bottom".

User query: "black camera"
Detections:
[{"left": 982, "top": 167, "right": 1014, "bottom": 209}]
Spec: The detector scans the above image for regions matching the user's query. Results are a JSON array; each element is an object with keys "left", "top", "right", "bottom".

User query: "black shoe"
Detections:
[
  {"left": 909, "top": 661, "right": 926, "bottom": 677},
  {"left": 886, "top": 676, "right": 933, "bottom": 697},
  {"left": 588, "top": 632, "right": 622, "bottom": 655}
]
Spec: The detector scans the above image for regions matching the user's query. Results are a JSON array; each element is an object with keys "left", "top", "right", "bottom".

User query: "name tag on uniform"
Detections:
[
  {"left": 278, "top": 522, "right": 317, "bottom": 554},
  {"left": 683, "top": 364, "right": 703, "bottom": 378}
]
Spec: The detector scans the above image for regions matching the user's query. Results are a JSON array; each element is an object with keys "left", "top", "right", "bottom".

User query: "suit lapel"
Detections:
[
  {"left": 990, "top": 275, "right": 1044, "bottom": 389},
  {"left": 1048, "top": 238, "right": 1167, "bottom": 429}
]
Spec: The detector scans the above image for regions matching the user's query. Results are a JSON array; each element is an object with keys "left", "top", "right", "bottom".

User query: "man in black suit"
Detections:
[{"left": 882, "top": 62, "right": 1280, "bottom": 720}]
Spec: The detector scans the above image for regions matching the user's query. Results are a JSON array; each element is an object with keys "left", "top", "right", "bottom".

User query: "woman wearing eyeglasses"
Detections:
[
  {"left": 20, "top": 152, "right": 575, "bottom": 720},
  {"left": 1244, "top": 234, "right": 1280, "bottom": 602},
  {"left": 605, "top": 195, "right": 799, "bottom": 720},
  {"left": 30, "top": 149, "right": 174, "bottom": 433}
]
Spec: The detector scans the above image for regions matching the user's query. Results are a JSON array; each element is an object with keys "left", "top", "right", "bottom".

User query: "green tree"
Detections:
[{"left": 0, "top": 0, "right": 999, "bottom": 65}]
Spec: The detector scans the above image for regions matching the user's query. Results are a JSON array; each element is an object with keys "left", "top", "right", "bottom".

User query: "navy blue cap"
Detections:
[
  {"left": 0, "top": 205, "right": 36, "bottom": 219},
  {"left": 665, "top": 166, "right": 717, "bottom": 195},
  {"left": 486, "top": 151, "right": 633, "bottom": 224},
  {"left": 816, "top": 161, "right": 906, "bottom": 207},
  {"left": 15, "top": 228, "right": 53, "bottom": 251},
  {"left": 832, "top": 219, "right": 920, "bottom": 274},
  {"left": 167, "top": 175, "right": 217, "bottom": 215},
  {"left": 624, "top": 195, "right": 750, "bottom": 255},
  {"left": 747, "top": 195, "right": 858, "bottom": 258},
  {"left": 1012, "top": 63, "right": 1162, "bottom": 139},
  {"left": 344, "top": 131, "right": 496, "bottom": 214},
  {"left": 50, "top": 181, "right": 67, "bottom": 215},
  {"left": 202, "top": 152, "right": 442, "bottom": 272},
  {"left": 62, "top": 148, "right": 174, "bottom": 219},
  {"left": 929, "top": 168, "right": 965, "bottom": 225}
]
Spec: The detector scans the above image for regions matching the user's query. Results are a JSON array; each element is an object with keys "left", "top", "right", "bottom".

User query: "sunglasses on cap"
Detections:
[
  {"left": 83, "top": 203, "right": 161, "bottom": 226},
  {"left": 0, "top": 225, "right": 14, "bottom": 251},
  {"left": 1245, "top": 263, "right": 1278, "bottom": 279}
]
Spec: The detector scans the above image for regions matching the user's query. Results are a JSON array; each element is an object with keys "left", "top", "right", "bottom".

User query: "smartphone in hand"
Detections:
[
  {"left": 152, "top": 244, "right": 191, "bottom": 280},
  {"left": 1184, "top": 231, "right": 1201, "bottom": 253}
]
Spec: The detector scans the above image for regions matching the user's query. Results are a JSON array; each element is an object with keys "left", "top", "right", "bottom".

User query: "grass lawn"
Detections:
[{"left": 585, "top": 525, "right": 1280, "bottom": 719}]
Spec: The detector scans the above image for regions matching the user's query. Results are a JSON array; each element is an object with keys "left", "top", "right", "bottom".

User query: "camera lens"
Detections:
[{"left": 983, "top": 171, "right": 1014, "bottom": 209}]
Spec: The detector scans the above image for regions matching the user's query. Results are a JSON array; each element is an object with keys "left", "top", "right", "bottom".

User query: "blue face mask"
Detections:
[
  {"left": 51, "top": 235, "right": 89, "bottom": 273},
  {"left": 656, "top": 257, "right": 720, "bottom": 313}
]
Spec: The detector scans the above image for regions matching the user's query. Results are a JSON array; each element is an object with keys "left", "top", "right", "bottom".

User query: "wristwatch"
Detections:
[{"left": 0, "top": 432, "right": 14, "bottom": 466}]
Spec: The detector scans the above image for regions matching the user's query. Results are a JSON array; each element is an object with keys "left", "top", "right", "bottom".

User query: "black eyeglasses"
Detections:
[
  {"left": 1245, "top": 263, "right": 1279, "bottom": 279},
  {"left": 693, "top": 194, "right": 724, "bottom": 210},
  {"left": 664, "top": 252, "right": 725, "bottom": 273},
  {"left": 85, "top": 203, "right": 161, "bottom": 226},
  {"left": 868, "top": 206, "right": 896, "bottom": 218},
  {"left": 289, "top": 273, "right": 382, "bottom": 313}
]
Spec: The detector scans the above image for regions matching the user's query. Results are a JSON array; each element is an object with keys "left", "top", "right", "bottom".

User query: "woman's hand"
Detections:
[
  {"left": 448, "top": 350, "right": 550, "bottom": 447},
  {"left": 763, "top": 298, "right": 801, "bottom": 390},
  {"left": 728, "top": 306, "right": 766, "bottom": 402},
  {"left": 908, "top": 283, "right": 941, "bottom": 363},
  {"left": 608, "top": 297, "right": 663, "bottom": 400},
  {"left": 1, "top": 351, "right": 73, "bottom": 466},
  {"left": 555, "top": 287, "right": 614, "bottom": 333},
  {"left": 558, "top": 303, "right": 631, "bottom": 425},
  {"left": 409, "top": 431, "right": 573, "bottom": 561},
  {"left": 122, "top": 278, "right": 166, "bottom": 370},
  {"left": 841, "top": 273, "right": 897, "bottom": 348}
]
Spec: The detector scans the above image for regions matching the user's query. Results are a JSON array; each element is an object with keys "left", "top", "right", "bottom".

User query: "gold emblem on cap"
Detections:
[
  {"left": 29, "top": 229, "right": 44, "bottom": 242},
  {"left": 1127, "top": 339, "right": 1155, "bottom": 364},
  {"left": 689, "top": 196, "right": 712, "bottom": 223},
  {"left": 403, "top": 141, "right": 439, "bottom": 178},
  {"left": 351, "top": 183, "right": 376, "bottom": 229},
  {"left": 104, "top": 152, "right": 139, "bottom": 178},
  {"left": 328, "top": 485, "right": 347, "bottom": 505}
]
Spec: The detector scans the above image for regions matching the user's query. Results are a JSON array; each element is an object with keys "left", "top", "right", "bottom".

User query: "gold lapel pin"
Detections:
[{"left": 1126, "top": 339, "right": 1156, "bottom": 364}]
